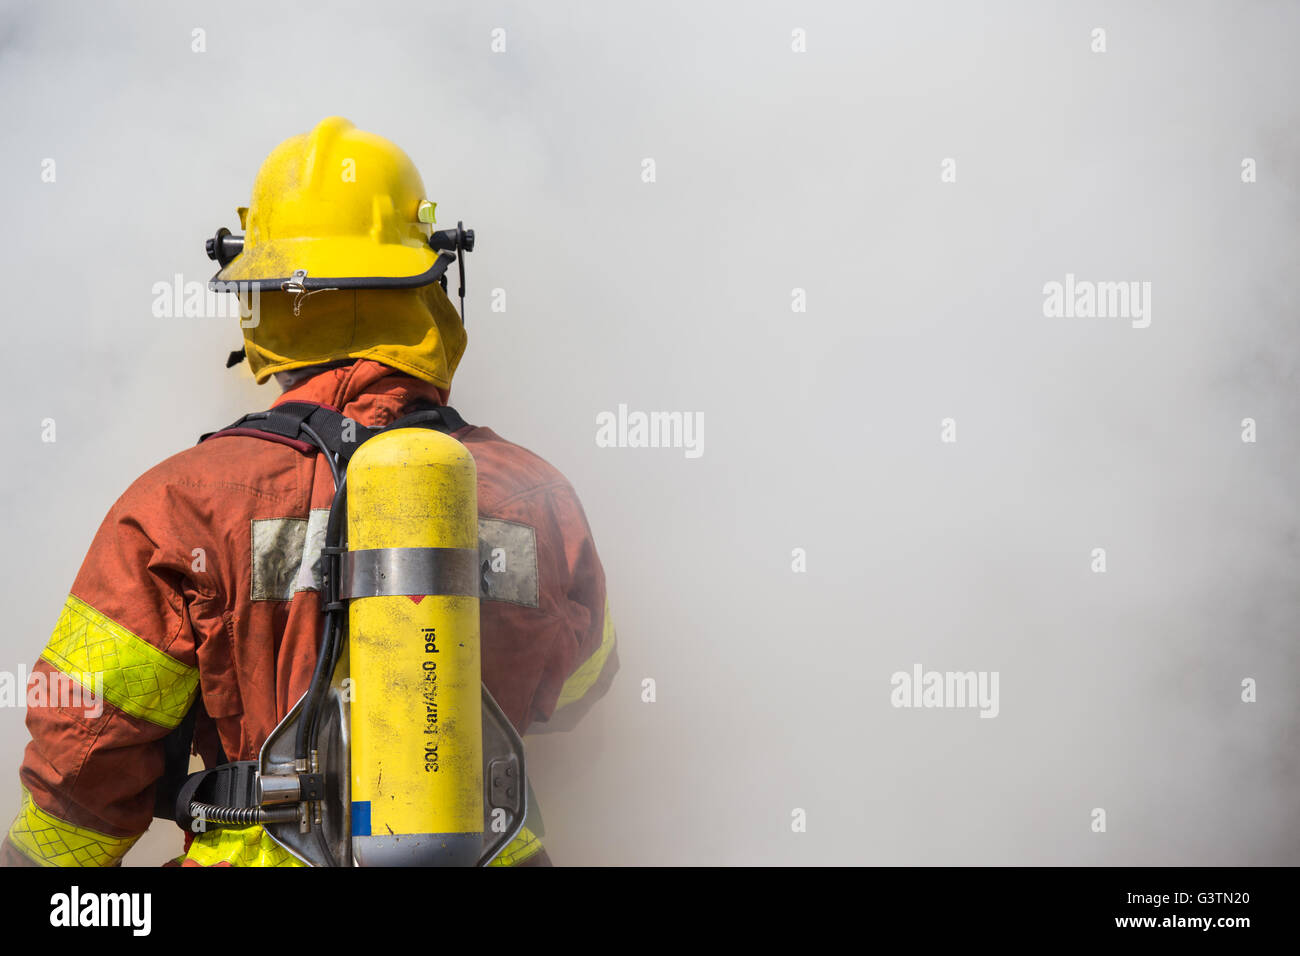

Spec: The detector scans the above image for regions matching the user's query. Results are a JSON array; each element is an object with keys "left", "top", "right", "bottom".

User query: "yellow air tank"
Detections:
[{"left": 345, "top": 427, "right": 483, "bottom": 866}]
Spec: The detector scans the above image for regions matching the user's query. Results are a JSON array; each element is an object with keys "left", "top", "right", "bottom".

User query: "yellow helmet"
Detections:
[{"left": 207, "top": 116, "right": 469, "bottom": 292}]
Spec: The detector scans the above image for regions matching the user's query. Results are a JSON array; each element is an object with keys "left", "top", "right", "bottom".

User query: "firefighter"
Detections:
[{"left": 0, "top": 117, "right": 618, "bottom": 867}]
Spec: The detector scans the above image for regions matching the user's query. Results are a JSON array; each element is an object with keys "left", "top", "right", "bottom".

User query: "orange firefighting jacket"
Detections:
[{"left": 1, "top": 359, "right": 617, "bottom": 867}]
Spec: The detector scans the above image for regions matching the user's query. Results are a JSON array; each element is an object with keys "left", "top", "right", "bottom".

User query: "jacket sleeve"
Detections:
[
  {"left": 528, "top": 481, "right": 619, "bottom": 734},
  {"left": 1, "top": 474, "right": 206, "bottom": 867},
  {"left": 480, "top": 479, "right": 618, "bottom": 736}
]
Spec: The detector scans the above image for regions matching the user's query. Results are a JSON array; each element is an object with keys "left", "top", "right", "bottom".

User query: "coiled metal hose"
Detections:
[{"left": 190, "top": 802, "right": 299, "bottom": 826}]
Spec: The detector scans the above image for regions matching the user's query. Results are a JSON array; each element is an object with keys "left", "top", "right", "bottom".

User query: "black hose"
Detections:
[
  {"left": 291, "top": 415, "right": 345, "bottom": 760},
  {"left": 299, "top": 421, "right": 342, "bottom": 488},
  {"left": 314, "top": 824, "right": 339, "bottom": 869},
  {"left": 294, "top": 475, "right": 348, "bottom": 763}
]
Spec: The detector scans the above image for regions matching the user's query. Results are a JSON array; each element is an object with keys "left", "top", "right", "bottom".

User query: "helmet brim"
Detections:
[{"left": 210, "top": 238, "right": 452, "bottom": 291}]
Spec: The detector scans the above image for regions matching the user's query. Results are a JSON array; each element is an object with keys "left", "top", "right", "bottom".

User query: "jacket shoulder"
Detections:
[
  {"left": 458, "top": 426, "right": 583, "bottom": 512},
  {"left": 117, "top": 433, "right": 308, "bottom": 511}
]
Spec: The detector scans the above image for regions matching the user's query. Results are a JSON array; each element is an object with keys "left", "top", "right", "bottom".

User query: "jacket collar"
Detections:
[{"left": 272, "top": 359, "right": 449, "bottom": 427}]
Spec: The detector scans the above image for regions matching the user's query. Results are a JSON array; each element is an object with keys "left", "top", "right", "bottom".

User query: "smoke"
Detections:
[{"left": 0, "top": 0, "right": 1295, "bottom": 864}]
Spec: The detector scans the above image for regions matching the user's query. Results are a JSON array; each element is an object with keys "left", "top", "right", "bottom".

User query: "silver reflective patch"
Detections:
[
  {"left": 252, "top": 509, "right": 330, "bottom": 601},
  {"left": 294, "top": 509, "right": 330, "bottom": 594},
  {"left": 478, "top": 518, "right": 539, "bottom": 608}
]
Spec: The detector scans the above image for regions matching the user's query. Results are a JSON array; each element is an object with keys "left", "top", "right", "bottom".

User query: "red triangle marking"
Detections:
[{"left": 408, "top": 595, "right": 426, "bottom": 605}]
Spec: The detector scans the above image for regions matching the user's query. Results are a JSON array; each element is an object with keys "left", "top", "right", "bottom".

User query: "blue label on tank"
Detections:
[{"left": 351, "top": 801, "right": 371, "bottom": 837}]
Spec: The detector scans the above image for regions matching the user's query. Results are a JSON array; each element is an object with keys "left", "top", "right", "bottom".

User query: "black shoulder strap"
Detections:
[{"left": 200, "top": 400, "right": 470, "bottom": 462}]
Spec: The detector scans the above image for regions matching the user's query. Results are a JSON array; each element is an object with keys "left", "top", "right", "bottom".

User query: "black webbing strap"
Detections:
[
  {"left": 201, "top": 400, "right": 469, "bottom": 463},
  {"left": 173, "top": 761, "right": 260, "bottom": 831},
  {"left": 153, "top": 702, "right": 198, "bottom": 820},
  {"left": 154, "top": 698, "right": 230, "bottom": 821}
]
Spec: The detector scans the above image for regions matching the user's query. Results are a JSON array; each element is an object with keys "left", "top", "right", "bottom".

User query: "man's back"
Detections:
[{"left": 1, "top": 358, "right": 616, "bottom": 867}]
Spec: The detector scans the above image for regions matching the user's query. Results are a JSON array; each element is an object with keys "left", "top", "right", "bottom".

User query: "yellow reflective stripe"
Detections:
[
  {"left": 41, "top": 594, "right": 199, "bottom": 729},
  {"left": 487, "top": 825, "right": 543, "bottom": 867},
  {"left": 185, "top": 825, "right": 305, "bottom": 867},
  {"left": 187, "top": 826, "right": 537, "bottom": 867},
  {"left": 6, "top": 785, "right": 138, "bottom": 867},
  {"left": 555, "top": 598, "right": 616, "bottom": 711}
]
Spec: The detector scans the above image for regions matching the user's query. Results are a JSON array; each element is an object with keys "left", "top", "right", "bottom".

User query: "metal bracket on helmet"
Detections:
[
  {"left": 206, "top": 226, "right": 245, "bottom": 267},
  {"left": 429, "top": 221, "right": 475, "bottom": 323},
  {"left": 281, "top": 270, "right": 339, "bottom": 317}
]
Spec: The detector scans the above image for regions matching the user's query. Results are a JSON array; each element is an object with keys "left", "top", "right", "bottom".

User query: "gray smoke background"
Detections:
[{"left": 0, "top": 0, "right": 1296, "bottom": 865}]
